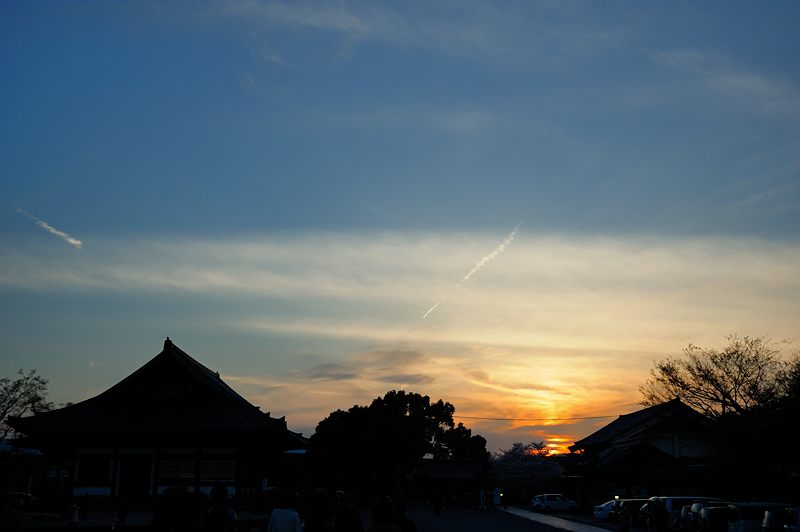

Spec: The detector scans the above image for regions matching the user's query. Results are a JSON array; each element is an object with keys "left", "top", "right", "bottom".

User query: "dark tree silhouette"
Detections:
[
  {"left": 639, "top": 336, "right": 800, "bottom": 498},
  {"left": 433, "top": 422, "right": 489, "bottom": 462},
  {"left": 1, "top": 369, "right": 52, "bottom": 439},
  {"left": 311, "top": 390, "right": 487, "bottom": 495},
  {"left": 639, "top": 335, "right": 791, "bottom": 418}
]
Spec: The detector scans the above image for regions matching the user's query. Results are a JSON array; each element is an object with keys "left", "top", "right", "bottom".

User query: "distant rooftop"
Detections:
[{"left": 570, "top": 398, "right": 707, "bottom": 452}]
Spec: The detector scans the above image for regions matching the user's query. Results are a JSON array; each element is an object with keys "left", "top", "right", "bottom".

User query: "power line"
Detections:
[{"left": 454, "top": 414, "right": 619, "bottom": 422}]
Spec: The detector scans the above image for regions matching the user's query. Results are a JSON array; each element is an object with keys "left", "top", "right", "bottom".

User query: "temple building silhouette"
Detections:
[{"left": 9, "top": 338, "right": 307, "bottom": 500}]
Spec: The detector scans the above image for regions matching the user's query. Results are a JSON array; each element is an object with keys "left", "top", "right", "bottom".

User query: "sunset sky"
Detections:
[{"left": 1, "top": 1, "right": 799, "bottom": 454}]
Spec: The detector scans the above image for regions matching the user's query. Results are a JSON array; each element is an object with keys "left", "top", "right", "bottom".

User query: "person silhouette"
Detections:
[{"left": 202, "top": 484, "right": 238, "bottom": 532}]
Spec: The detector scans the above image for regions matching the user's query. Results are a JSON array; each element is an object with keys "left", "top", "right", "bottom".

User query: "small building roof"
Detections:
[
  {"left": 10, "top": 338, "right": 288, "bottom": 439},
  {"left": 569, "top": 398, "right": 708, "bottom": 453}
]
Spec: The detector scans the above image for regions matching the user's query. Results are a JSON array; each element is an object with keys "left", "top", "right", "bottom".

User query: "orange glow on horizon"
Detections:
[
  {"left": 235, "top": 345, "right": 645, "bottom": 455},
  {"left": 546, "top": 436, "right": 573, "bottom": 455}
]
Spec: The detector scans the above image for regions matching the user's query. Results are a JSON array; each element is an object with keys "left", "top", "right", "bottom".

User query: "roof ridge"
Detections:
[
  {"left": 570, "top": 398, "right": 701, "bottom": 451},
  {"left": 87, "top": 338, "right": 259, "bottom": 411},
  {"left": 157, "top": 338, "right": 258, "bottom": 409},
  {"left": 8, "top": 338, "right": 283, "bottom": 438}
]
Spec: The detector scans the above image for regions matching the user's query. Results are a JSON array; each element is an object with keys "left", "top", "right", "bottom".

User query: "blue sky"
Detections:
[{"left": 1, "top": 1, "right": 799, "bottom": 452}]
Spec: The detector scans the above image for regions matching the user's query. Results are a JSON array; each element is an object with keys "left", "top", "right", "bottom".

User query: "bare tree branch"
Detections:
[
  {"left": 639, "top": 335, "right": 786, "bottom": 418},
  {"left": 1, "top": 369, "right": 53, "bottom": 439}
]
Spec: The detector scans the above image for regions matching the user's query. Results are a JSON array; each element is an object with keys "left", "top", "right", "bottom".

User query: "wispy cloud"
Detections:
[
  {"left": 223, "top": 341, "right": 650, "bottom": 452},
  {"left": 5, "top": 230, "right": 796, "bottom": 451},
  {"left": 13, "top": 207, "right": 83, "bottom": 250},
  {"left": 653, "top": 49, "right": 800, "bottom": 116},
  {"left": 2, "top": 233, "right": 798, "bottom": 349},
  {"left": 294, "top": 349, "right": 434, "bottom": 386},
  {"left": 213, "top": 0, "right": 627, "bottom": 67},
  {"left": 729, "top": 182, "right": 800, "bottom": 216},
  {"left": 320, "top": 105, "right": 505, "bottom": 136},
  {"left": 219, "top": 0, "right": 371, "bottom": 40}
]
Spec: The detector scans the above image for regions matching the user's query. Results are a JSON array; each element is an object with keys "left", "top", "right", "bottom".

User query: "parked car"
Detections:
[
  {"left": 532, "top": 493, "right": 578, "bottom": 512},
  {"left": 595, "top": 500, "right": 619, "bottom": 521}
]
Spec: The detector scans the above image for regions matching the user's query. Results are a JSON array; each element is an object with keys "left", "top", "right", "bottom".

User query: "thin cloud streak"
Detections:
[
  {"left": 423, "top": 220, "right": 524, "bottom": 319},
  {"left": 14, "top": 207, "right": 83, "bottom": 250},
  {"left": 653, "top": 48, "right": 800, "bottom": 117},
  {"left": 2, "top": 234, "right": 798, "bottom": 353},
  {"left": 211, "top": 0, "right": 634, "bottom": 68},
  {"left": 323, "top": 105, "right": 505, "bottom": 135}
]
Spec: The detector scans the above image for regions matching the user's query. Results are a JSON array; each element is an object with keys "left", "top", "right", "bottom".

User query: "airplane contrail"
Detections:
[
  {"left": 422, "top": 219, "right": 524, "bottom": 319},
  {"left": 421, "top": 294, "right": 448, "bottom": 320},
  {"left": 14, "top": 206, "right": 83, "bottom": 249}
]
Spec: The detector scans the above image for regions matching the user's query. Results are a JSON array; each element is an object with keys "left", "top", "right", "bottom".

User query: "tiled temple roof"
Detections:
[{"left": 10, "top": 338, "right": 288, "bottom": 438}]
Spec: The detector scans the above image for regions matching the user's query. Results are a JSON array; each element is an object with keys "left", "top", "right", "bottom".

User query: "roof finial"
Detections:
[{"left": 164, "top": 337, "right": 173, "bottom": 349}]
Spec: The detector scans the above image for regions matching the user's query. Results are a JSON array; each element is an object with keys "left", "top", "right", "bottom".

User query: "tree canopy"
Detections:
[
  {"left": 639, "top": 335, "right": 795, "bottom": 418},
  {"left": 640, "top": 336, "right": 800, "bottom": 496},
  {"left": 310, "top": 390, "right": 488, "bottom": 494},
  {"left": 1, "top": 369, "right": 52, "bottom": 440}
]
